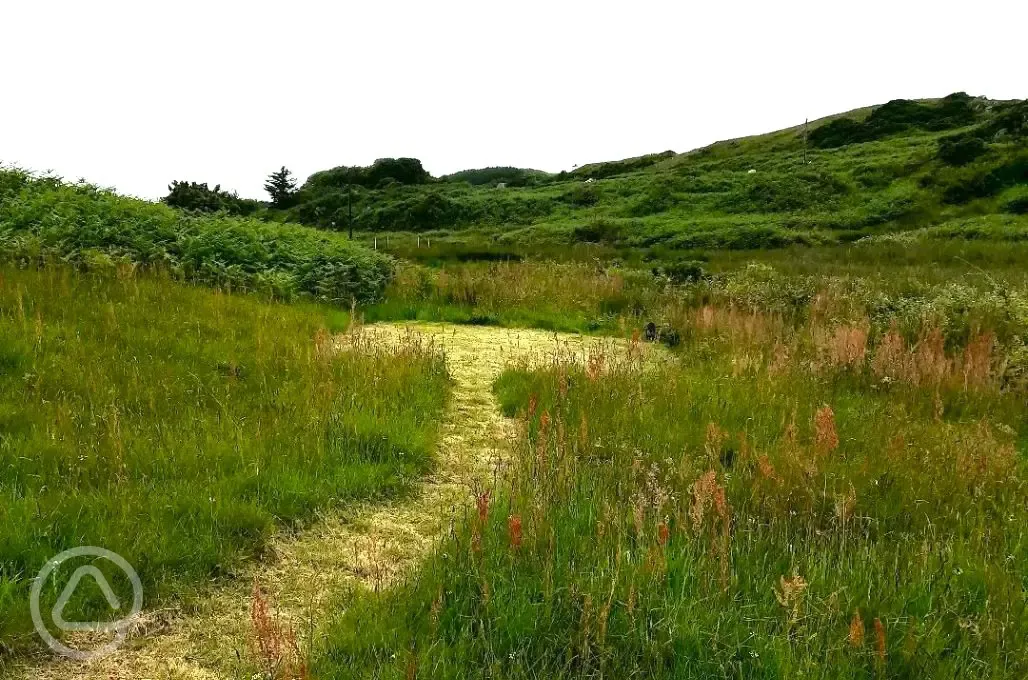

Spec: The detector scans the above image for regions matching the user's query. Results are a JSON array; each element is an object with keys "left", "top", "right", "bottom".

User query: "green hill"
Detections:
[{"left": 275, "top": 94, "right": 1026, "bottom": 259}]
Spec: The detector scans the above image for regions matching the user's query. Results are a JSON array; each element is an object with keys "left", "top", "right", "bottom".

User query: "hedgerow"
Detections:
[{"left": 0, "top": 169, "right": 393, "bottom": 303}]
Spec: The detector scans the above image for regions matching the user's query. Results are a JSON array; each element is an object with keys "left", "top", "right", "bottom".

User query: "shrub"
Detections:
[
  {"left": 624, "top": 180, "right": 677, "bottom": 217},
  {"left": 570, "top": 151, "right": 675, "bottom": 180},
  {"left": 810, "top": 94, "right": 978, "bottom": 149},
  {"left": 365, "top": 191, "right": 467, "bottom": 231},
  {"left": 729, "top": 171, "right": 850, "bottom": 213},
  {"left": 572, "top": 218, "right": 623, "bottom": 244},
  {"left": 942, "top": 153, "right": 1028, "bottom": 204},
  {"left": 440, "top": 167, "right": 550, "bottom": 187},
  {"left": 1004, "top": 190, "right": 1028, "bottom": 215},
  {"left": 163, "top": 180, "right": 261, "bottom": 215},
  {"left": 303, "top": 158, "right": 430, "bottom": 192},
  {"left": 809, "top": 117, "right": 868, "bottom": 149},
  {"left": 653, "top": 259, "right": 706, "bottom": 284},
  {"left": 561, "top": 183, "right": 601, "bottom": 207},
  {"left": 936, "top": 134, "right": 988, "bottom": 166},
  {"left": 984, "top": 101, "right": 1028, "bottom": 139}
]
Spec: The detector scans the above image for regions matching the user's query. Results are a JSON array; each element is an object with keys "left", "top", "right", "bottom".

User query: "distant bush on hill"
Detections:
[
  {"left": 163, "top": 180, "right": 261, "bottom": 216},
  {"left": 939, "top": 152, "right": 1028, "bottom": 205},
  {"left": 724, "top": 170, "right": 851, "bottom": 213},
  {"left": 364, "top": 191, "right": 466, "bottom": 231},
  {"left": 810, "top": 93, "right": 979, "bottom": 149},
  {"left": 441, "top": 167, "right": 550, "bottom": 187},
  {"left": 1004, "top": 190, "right": 1028, "bottom": 215},
  {"left": 560, "top": 183, "right": 601, "bottom": 207},
  {"left": 572, "top": 218, "right": 623, "bottom": 244},
  {"left": 936, "top": 133, "right": 989, "bottom": 166},
  {"left": 570, "top": 151, "right": 675, "bottom": 180},
  {"left": 304, "top": 158, "right": 430, "bottom": 192},
  {"left": 624, "top": 179, "right": 677, "bottom": 217},
  {"left": 984, "top": 101, "right": 1028, "bottom": 139},
  {"left": 0, "top": 169, "right": 393, "bottom": 303},
  {"left": 652, "top": 258, "right": 706, "bottom": 284}
]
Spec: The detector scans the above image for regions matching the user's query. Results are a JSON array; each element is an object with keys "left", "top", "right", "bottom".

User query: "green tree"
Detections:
[
  {"left": 265, "top": 166, "right": 298, "bottom": 208},
  {"left": 162, "top": 181, "right": 259, "bottom": 216}
]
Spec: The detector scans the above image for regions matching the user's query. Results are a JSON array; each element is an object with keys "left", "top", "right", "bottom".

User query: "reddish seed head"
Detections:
[
  {"left": 508, "top": 514, "right": 523, "bottom": 549},
  {"left": 657, "top": 521, "right": 669, "bottom": 546},
  {"left": 814, "top": 404, "right": 839, "bottom": 456},
  {"left": 476, "top": 490, "right": 490, "bottom": 524},
  {"left": 848, "top": 610, "right": 865, "bottom": 648},
  {"left": 874, "top": 617, "right": 887, "bottom": 663}
]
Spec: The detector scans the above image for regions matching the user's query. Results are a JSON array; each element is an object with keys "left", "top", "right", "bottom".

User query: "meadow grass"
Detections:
[
  {"left": 359, "top": 246, "right": 1028, "bottom": 386},
  {"left": 0, "top": 265, "right": 449, "bottom": 661},
  {"left": 317, "top": 305, "right": 1028, "bottom": 679}
]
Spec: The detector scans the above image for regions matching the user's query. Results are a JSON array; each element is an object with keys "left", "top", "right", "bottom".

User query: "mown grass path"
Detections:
[{"left": 14, "top": 323, "right": 639, "bottom": 680}]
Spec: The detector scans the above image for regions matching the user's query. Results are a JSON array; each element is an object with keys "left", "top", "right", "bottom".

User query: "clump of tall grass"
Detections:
[
  {"left": 366, "top": 260, "right": 665, "bottom": 333},
  {"left": 0, "top": 265, "right": 448, "bottom": 658}
]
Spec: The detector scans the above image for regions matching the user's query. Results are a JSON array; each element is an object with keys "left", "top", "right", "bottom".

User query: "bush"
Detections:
[
  {"left": 560, "top": 183, "right": 601, "bottom": 207},
  {"left": 570, "top": 151, "right": 675, "bottom": 180},
  {"left": 729, "top": 171, "right": 850, "bottom": 213},
  {"left": 624, "top": 180, "right": 677, "bottom": 217},
  {"left": 572, "top": 218, "right": 623, "bottom": 244},
  {"left": 653, "top": 259, "right": 706, "bottom": 284},
  {"left": 809, "top": 117, "right": 868, "bottom": 149},
  {"left": 440, "top": 167, "right": 550, "bottom": 187},
  {"left": 810, "top": 94, "right": 978, "bottom": 149},
  {"left": 303, "top": 158, "right": 430, "bottom": 192},
  {"left": 985, "top": 101, "right": 1028, "bottom": 139},
  {"left": 942, "top": 153, "right": 1028, "bottom": 204},
  {"left": 365, "top": 191, "right": 467, "bottom": 231},
  {"left": 937, "top": 134, "right": 988, "bottom": 166},
  {"left": 1004, "top": 192, "right": 1028, "bottom": 215},
  {"left": 163, "top": 180, "right": 261, "bottom": 216}
]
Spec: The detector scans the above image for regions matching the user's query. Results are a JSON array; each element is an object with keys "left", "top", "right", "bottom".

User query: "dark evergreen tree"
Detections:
[{"left": 265, "top": 166, "right": 298, "bottom": 208}]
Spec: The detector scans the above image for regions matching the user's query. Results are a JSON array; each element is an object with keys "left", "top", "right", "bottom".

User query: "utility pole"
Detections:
[
  {"left": 347, "top": 184, "right": 353, "bottom": 239},
  {"left": 802, "top": 118, "right": 809, "bottom": 165}
]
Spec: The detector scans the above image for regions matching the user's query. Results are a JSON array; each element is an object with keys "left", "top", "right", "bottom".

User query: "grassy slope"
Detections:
[
  {"left": 281, "top": 96, "right": 1026, "bottom": 262},
  {"left": 0, "top": 266, "right": 448, "bottom": 658}
]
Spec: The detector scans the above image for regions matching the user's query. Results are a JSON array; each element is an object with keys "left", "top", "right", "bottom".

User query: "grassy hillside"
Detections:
[{"left": 279, "top": 94, "right": 1026, "bottom": 261}]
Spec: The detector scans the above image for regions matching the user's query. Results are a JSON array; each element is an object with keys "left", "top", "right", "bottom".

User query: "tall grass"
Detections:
[
  {"left": 0, "top": 265, "right": 449, "bottom": 659},
  {"left": 318, "top": 317, "right": 1027, "bottom": 678},
  {"left": 365, "top": 261, "right": 663, "bottom": 333},
  {"left": 364, "top": 255, "right": 1028, "bottom": 384}
]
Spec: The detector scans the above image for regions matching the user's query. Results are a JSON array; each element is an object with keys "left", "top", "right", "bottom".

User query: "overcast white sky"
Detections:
[{"left": 2, "top": 1, "right": 1024, "bottom": 200}]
